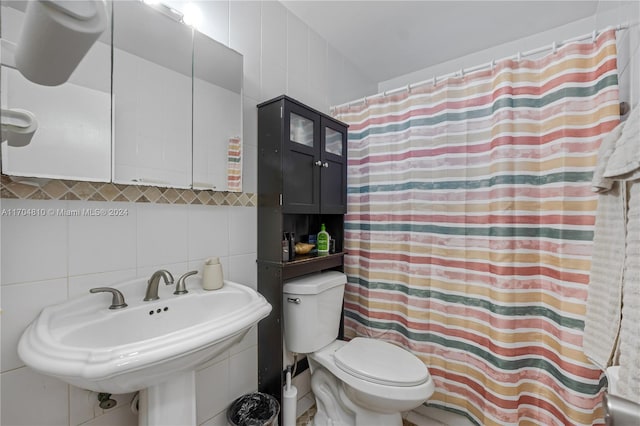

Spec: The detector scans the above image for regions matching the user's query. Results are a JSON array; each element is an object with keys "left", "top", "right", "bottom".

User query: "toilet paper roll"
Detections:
[{"left": 282, "top": 384, "right": 297, "bottom": 426}]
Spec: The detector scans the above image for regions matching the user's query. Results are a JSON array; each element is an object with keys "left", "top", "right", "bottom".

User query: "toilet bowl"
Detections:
[
  {"left": 310, "top": 339, "right": 435, "bottom": 425},
  {"left": 283, "top": 271, "right": 435, "bottom": 426}
]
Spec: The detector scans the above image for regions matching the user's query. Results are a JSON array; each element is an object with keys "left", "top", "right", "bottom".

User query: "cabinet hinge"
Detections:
[{"left": 279, "top": 193, "right": 283, "bottom": 206}]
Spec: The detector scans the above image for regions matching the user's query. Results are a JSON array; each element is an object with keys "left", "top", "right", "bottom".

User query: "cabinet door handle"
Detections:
[
  {"left": 322, "top": 162, "right": 329, "bottom": 168},
  {"left": 314, "top": 160, "right": 322, "bottom": 167},
  {"left": 287, "top": 297, "right": 301, "bottom": 304}
]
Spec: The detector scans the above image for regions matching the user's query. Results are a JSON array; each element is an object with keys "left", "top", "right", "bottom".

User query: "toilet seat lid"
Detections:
[{"left": 334, "top": 338, "right": 429, "bottom": 387}]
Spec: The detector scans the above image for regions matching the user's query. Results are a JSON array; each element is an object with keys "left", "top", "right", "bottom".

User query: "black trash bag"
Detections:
[{"left": 227, "top": 392, "right": 280, "bottom": 426}]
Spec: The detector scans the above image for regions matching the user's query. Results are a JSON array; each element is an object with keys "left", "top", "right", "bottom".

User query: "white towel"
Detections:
[
  {"left": 584, "top": 106, "right": 640, "bottom": 403},
  {"left": 604, "top": 107, "right": 640, "bottom": 180},
  {"left": 583, "top": 180, "right": 626, "bottom": 368},
  {"left": 591, "top": 120, "right": 625, "bottom": 193},
  {"left": 617, "top": 181, "right": 640, "bottom": 401}
]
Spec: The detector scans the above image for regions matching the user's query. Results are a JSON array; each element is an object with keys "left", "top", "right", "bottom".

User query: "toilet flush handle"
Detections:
[{"left": 287, "top": 297, "right": 301, "bottom": 304}]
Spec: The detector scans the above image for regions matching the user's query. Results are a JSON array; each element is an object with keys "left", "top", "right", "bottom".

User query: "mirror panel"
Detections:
[
  {"left": 112, "top": 1, "right": 193, "bottom": 188},
  {"left": 192, "top": 31, "right": 243, "bottom": 191},
  {"left": 1, "top": 1, "right": 243, "bottom": 191},
  {"left": 1, "top": 3, "right": 111, "bottom": 181}
]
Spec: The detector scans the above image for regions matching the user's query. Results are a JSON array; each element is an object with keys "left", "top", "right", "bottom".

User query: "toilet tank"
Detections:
[{"left": 282, "top": 271, "right": 346, "bottom": 354}]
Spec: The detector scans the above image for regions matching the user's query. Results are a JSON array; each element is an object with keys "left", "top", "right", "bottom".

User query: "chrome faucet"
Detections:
[{"left": 144, "top": 270, "right": 174, "bottom": 301}]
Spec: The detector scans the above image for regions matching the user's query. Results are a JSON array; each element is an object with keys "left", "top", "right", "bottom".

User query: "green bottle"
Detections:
[{"left": 317, "top": 223, "right": 330, "bottom": 253}]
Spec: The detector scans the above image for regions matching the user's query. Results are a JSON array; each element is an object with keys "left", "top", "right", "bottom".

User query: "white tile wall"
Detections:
[
  {"left": 0, "top": 199, "right": 260, "bottom": 425},
  {"left": 195, "top": 357, "right": 230, "bottom": 424},
  {"left": 1, "top": 199, "right": 68, "bottom": 285},
  {"left": 1, "top": 278, "right": 67, "bottom": 372},
  {"left": 68, "top": 201, "right": 137, "bottom": 276},
  {"left": 187, "top": 205, "right": 230, "bottom": 262},
  {"left": 0, "top": 367, "right": 69, "bottom": 426},
  {"left": 137, "top": 203, "right": 189, "bottom": 268},
  {"left": 230, "top": 1, "right": 262, "bottom": 101}
]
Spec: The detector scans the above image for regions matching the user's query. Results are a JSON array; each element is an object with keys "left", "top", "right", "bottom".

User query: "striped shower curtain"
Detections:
[{"left": 333, "top": 30, "right": 620, "bottom": 425}]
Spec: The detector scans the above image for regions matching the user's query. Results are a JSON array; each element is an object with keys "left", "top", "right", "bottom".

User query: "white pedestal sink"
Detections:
[{"left": 18, "top": 277, "right": 272, "bottom": 425}]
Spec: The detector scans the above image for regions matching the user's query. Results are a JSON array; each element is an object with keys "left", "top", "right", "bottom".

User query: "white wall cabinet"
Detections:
[
  {"left": 1, "top": 1, "right": 243, "bottom": 191},
  {"left": 111, "top": 1, "right": 193, "bottom": 188}
]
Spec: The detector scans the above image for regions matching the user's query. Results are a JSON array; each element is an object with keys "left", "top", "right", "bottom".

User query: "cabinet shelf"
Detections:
[
  {"left": 282, "top": 252, "right": 344, "bottom": 280},
  {"left": 257, "top": 252, "right": 345, "bottom": 281}
]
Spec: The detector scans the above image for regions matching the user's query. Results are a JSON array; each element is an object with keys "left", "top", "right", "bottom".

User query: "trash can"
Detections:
[{"left": 227, "top": 392, "right": 280, "bottom": 426}]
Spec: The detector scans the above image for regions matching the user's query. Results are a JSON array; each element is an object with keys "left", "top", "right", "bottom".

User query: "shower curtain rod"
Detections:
[{"left": 331, "top": 23, "right": 636, "bottom": 111}]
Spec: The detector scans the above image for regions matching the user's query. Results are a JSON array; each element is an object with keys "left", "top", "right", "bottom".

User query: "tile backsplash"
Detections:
[{"left": 1, "top": 175, "right": 256, "bottom": 206}]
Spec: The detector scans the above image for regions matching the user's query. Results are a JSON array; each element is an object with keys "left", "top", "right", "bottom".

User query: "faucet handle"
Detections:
[
  {"left": 90, "top": 287, "right": 128, "bottom": 309},
  {"left": 174, "top": 270, "right": 198, "bottom": 295}
]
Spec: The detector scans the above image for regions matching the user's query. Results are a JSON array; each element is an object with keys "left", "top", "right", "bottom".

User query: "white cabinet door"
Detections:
[{"left": 111, "top": 1, "right": 192, "bottom": 189}]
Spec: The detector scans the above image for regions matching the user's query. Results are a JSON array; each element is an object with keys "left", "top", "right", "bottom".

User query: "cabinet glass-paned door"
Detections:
[
  {"left": 320, "top": 118, "right": 347, "bottom": 214},
  {"left": 283, "top": 103, "right": 321, "bottom": 213},
  {"left": 290, "top": 112, "right": 314, "bottom": 147},
  {"left": 325, "top": 127, "right": 343, "bottom": 156}
]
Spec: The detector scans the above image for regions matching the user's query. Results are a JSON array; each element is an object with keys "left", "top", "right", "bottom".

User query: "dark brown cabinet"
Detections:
[
  {"left": 263, "top": 96, "right": 347, "bottom": 214},
  {"left": 256, "top": 95, "right": 348, "bottom": 404}
]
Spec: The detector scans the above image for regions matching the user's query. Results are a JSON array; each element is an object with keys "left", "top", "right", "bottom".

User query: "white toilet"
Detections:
[{"left": 283, "top": 271, "right": 435, "bottom": 426}]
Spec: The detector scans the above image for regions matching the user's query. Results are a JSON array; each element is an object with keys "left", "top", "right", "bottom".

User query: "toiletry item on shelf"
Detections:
[
  {"left": 289, "top": 232, "right": 296, "bottom": 261},
  {"left": 317, "top": 224, "right": 330, "bottom": 253},
  {"left": 202, "top": 257, "right": 224, "bottom": 290},
  {"left": 295, "top": 242, "right": 315, "bottom": 255},
  {"left": 282, "top": 233, "right": 290, "bottom": 262},
  {"left": 329, "top": 239, "right": 336, "bottom": 254}
]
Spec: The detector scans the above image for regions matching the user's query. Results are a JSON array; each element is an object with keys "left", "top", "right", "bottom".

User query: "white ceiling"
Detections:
[{"left": 281, "top": 1, "right": 605, "bottom": 84}]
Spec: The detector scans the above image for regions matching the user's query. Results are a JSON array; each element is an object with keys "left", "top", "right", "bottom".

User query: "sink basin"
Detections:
[{"left": 18, "top": 278, "right": 272, "bottom": 394}]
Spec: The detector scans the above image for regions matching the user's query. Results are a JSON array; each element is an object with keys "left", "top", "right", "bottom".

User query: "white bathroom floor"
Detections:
[
  {"left": 295, "top": 403, "right": 474, "bottom": 426},
  {"left": 407, "top": 406, "right": 475, "bottom": 426},
  {"left": 295, "top": 403, "right": 316, "bottom": 426}
]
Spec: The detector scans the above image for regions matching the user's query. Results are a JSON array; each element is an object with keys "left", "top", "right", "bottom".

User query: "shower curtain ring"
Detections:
[
  {"left": 516, "top": 52, "right": 522, "bottom": 62},
  {"left": 592, "top": 30, "right": 597, "bottom": 43},
  {"left": 491, "top": 59, "right": 496, "bottom": 71},
  {"left": 407, "top": 84, "right": 412, "bottom": 93},
  {"left": 432, "top": 76, "right": 437, "bottom": 86},
  {"left": 552, "top": 41, "right": 557, "bottom": 54},
  {"left": 459, "top": 68, "right": 465, "bottom": 77}
]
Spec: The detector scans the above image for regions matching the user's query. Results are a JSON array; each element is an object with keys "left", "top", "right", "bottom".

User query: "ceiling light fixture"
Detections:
[
  {"left": 181, "top": 3, "right": 202, "bottom": 29},
  {"left": 139, "top": 0, "right": 183, "bottom": 23}
]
